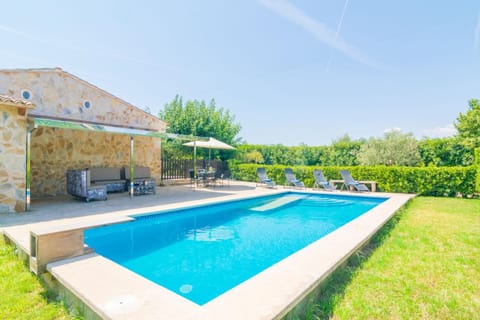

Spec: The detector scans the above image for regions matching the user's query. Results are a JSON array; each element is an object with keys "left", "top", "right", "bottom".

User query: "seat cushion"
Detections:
[
  {"left": 124, "top": 166, "right": 151, "bottom": 179},
  {"left": 93, "top": 179, "right": 127, "bottom": 185},
  {"left": 90, "top": 167, "right": 121, "bottom": 182}
]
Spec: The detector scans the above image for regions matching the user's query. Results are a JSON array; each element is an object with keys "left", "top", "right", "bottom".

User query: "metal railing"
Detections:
[{"left": 161, "top": 158, "right": 228, "bottom": 180}]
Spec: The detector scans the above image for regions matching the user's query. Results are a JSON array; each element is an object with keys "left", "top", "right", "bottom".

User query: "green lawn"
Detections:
[
  {"left": 0, "top": 236, "right": 81, "bottom": 320},
  {"left": 309, "top": 197, "right": 480, "bottom": 320}
]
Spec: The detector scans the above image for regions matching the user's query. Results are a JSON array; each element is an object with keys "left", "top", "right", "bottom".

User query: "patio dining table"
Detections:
[{"left": 197, "top": 169, "right": 217, "bottom": 187}]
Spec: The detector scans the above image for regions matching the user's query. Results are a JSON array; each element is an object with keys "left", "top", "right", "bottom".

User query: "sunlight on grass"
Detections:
[
  {"left": 0, "top": 236, "right": 81, "bottom": 320},
  {"left": 310, "top": 197, "right": 480, "bottom": 320}
]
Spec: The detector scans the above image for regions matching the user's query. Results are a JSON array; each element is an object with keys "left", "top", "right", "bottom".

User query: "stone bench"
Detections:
[{"left": 29, "top": 216, "right": 134, "bottom": 274}]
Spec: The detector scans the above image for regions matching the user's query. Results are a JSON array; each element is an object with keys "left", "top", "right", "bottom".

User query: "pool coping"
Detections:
[{"left": 44, "top": 190, "right": 414, "bottom": 320}]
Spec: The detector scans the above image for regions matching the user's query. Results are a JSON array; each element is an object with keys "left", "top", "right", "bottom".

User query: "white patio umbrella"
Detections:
[
  {"left": 183, "top": 137, "right": 235, "bottom": 151},
  {"left": 183, "top": 137, "right": 235, "bottom": 171}
]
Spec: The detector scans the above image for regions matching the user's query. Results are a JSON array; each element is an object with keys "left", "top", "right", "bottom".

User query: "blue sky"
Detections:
[{"left": 1, "top": 1, "right": 479, "bottom": 145}]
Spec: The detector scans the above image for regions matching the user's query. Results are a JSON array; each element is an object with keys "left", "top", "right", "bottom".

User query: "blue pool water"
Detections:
[{"left": 84, "top": 192, "right": 386, "bottom": 305}]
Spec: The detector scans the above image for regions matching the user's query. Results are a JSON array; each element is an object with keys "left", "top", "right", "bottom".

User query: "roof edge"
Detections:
[
  {"left": 0, "top": 67, "right": 164, "bottom": 125},
  {"left": 0, "top": 94, "right": 35, "bottom": 108}
]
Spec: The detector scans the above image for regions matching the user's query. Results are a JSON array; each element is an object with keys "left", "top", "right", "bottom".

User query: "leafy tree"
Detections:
[
  {"left": 236, "top": 139, "right": 361, "bottom": 166},
  {"left": 295, "top": 144, "right": 326, "bottom": 166},
  {"left": 325, "top": 134, "right": 364, "bottom": 166},
  {"left": 455, "top": 99, "right": 480, "bottom": 148},
  {"left": 418, "top": 137, "right": 474, "bottom": 166},
  {"left": 358, "top": 130, "right": 421, "bottom": 166},
  {"left": 159, "top": 95, "right": 242, "bottom": 160},
  {"left": 244, "top": 150, "right": 264, "bottom": 164}
]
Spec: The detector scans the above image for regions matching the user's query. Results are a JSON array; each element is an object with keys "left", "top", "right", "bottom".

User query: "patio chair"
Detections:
[
  {"left": 205, "top": 169, "right": 219, "bottom": 188},
  {"left": 284, "top": 168, "right": 305, "bottom": 188},
  {"left": 256, "top": 167, "right": 276, "bottom": 188},
  {"left": 189, "top": 169, "right": 204, "bottom": 188},
  {"left": 313, "top": 169, "right": 336, "bottom": 191},
  {"left": 340, "top": 170, "right": 369, "bottom": 192},
  {"left": 216, "top": 169, "right": 232, "bottom": 187}
]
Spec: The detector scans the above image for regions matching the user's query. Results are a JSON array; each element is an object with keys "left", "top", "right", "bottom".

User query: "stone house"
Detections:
[{"left": 0, "top": 68, "right": 167, "bottom": 213}]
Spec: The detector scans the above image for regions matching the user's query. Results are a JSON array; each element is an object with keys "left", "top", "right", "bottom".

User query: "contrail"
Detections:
[
  {"left": 326, "top": 0, "right": 351, "bottom": 72},
  {"left": 335, "top": 0, "right": 350, "bottom": 38},
  {"left": 259, "top": 0, "right": 374, "bottom": 67}
]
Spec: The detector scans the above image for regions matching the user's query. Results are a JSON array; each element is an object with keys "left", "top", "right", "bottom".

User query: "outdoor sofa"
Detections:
[
  {"left": 123, "top": 166, "right": 156, "bottom": 195},
  {"left": 66, "top": 169, "right": 108, "bottom": 202},
  {"left": 90, "top": 167, "right": 127, "bottom": 193},
  {"left": 67, "top": 166, "right": 156, "bottom": 201},
  {"left": 66, "top": 166, "right": 126, "bottom": 202}
]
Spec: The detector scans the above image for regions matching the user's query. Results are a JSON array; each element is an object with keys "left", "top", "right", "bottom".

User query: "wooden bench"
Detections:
[{"left": 329, "top": 180, "right": 377, "bottom": 192}]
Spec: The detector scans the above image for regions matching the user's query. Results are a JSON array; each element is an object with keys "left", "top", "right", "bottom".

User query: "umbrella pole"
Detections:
[
  {"left": 208, "top": 148, "right": 211, "bottom": 168},
  {"left": 193, "top": 141, "right": 197, "bottom": 189}
]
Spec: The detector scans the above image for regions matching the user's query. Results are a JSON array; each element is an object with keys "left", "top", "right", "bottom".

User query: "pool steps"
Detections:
[
  {"left": 250, "top": 195, "right": 305, "bottom": 211},
  {"left": 250, "top": 195, "right": 353, "bottom": 212}
]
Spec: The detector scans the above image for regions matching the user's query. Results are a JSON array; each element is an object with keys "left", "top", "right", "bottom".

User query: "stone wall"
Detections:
[
  {"left": 0, "top": 68, "right": 166, "bottom": 203},
  {"left": 0, "top": 104, "right": 27, "bottom": 212},
  {"left": 0, "top": 68, "right": 167, "bottom": 132},
  {"left": 31, "top": 127, "right": 161, "bottom": 197}
]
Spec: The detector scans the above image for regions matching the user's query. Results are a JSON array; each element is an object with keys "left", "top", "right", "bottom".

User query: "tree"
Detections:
[
  {"left": 418, "top": 137, "right": 474, "bottom": 166},
  {"left": 358, "top": 130, "right": 421, "bottom": 166},
  {"left": 455, "top": 99, "right": 480, "bottom": 148},
  {"left": 158, "top": 95, "right": 242, "bottom": 159},
  {"left": 235, "top": 141, "right": 358, "bottom": 166},
  {"left": 325, "top": 134, "right": 364, "bottom": 166},
  {"left": 244, "top": 150, "right": 264, "bottom": 164}
]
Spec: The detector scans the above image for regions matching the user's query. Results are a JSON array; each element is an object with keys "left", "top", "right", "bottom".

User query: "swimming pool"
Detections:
[{"left": 84, "top": 192, "right": 386, "bottom": 305}]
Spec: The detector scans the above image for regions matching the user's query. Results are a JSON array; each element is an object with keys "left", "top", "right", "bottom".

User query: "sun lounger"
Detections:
[
  {"left": 284, "top": 168, "right": 305, "bottom": 188},
  {"left": 340, "top": 170, "right": 369, "bottom": 192},
  {"left": 256, "top": 167, "right": 276, "bottom": 188},
  {"left": 313, "top": 169, "right": 336, "bottom": 191}
]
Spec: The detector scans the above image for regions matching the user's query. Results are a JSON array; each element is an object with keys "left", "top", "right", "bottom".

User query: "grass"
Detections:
[
  {"left": 0, "top": 236, "right": 82, "bottom": 320},
  {"left": 306, "top": 196, "right": 480, "bottom": 320}
]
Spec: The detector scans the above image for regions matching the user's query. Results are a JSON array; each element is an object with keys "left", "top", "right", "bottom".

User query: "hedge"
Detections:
[
  {"left": 475, "top": 148, "right": 480, "bottom": 192},
  {"left": 229, "top": 163, "right": 478, "bottom": 197}
]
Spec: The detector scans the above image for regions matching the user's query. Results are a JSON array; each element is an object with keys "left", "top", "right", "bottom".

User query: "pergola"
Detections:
[{"left": 26, "top": 116, "right": 209, "bottom": 210}]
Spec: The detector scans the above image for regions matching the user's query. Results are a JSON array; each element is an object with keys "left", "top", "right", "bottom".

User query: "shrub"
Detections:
[
  {"left": 231, "top": 164, "right": 477, "bottom": 197},
  {"left": 243, "top": 150, "right": 264, "bottom": 164},
  {"left": 475, "top": 148, "right": 480, "bottom": 193}
]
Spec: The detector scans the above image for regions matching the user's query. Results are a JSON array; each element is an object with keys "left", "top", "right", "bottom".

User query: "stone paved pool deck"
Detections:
[{"left": 0, "top": 182, "right": 414, "bottom": 320}]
